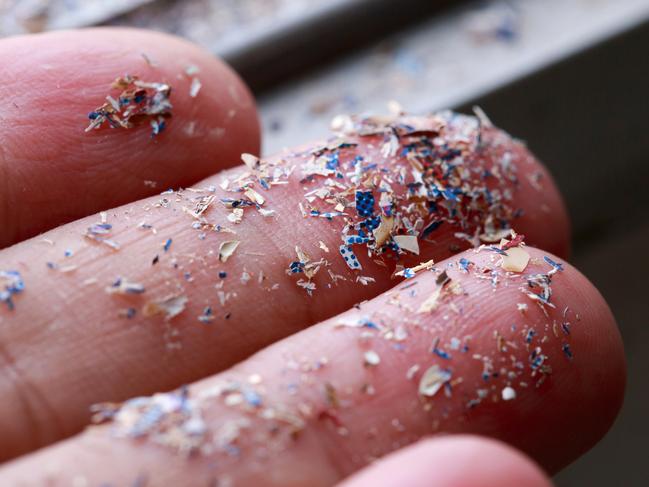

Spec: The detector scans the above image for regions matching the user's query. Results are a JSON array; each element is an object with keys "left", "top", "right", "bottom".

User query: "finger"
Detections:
[
  {"left": 337, "top": 435, "right": 552, "bottom": 487},
  {"left": 0, "top": 247, "right": 624, "bottom": 486},
  {"left": 0, "top": 113, "right": 569, "bottom": 459},
  {"left": 0, "top": 27, "right": 260, "bottom": 248}
]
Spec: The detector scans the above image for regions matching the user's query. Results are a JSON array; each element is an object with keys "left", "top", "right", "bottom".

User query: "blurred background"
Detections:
[{"left": 1, "top": 0, "right": 648, "bottom": 484}]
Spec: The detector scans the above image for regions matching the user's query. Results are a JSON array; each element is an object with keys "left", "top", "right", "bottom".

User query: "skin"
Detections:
[
  {"left": 339, "top": 436, "right": 553, "bottom": 487},
  {"left": 0, "top": 28, "right": 260, "bottom": 248},
  {"left": 0, "top": 28, "right": 625, "bottom": 486},
  {"left": 0, "top": 247, "right": 624, "bottom": 485}
]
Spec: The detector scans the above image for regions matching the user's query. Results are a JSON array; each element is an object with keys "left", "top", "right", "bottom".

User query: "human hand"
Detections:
[{"left": 0, "top": 28, "right": 624, "bottom": 486}]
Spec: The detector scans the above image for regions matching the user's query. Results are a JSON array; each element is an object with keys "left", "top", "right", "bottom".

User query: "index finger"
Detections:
[
  {"left": 0, "top": 248, "right": 624, "bottom": 485},
  {"left": 0, "top": 28, "right": 260, "bottom": 248}
]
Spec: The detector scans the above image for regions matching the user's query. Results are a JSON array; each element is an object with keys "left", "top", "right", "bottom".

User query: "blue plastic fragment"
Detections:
[
  {"left": 525, "top": 329, "right": 536, "bottom": 343},
  {"left": 0, "top": 270, "right": 24, "bottom": 311},
  {"left": 459, "top": 257, "right": 471, "bottom": 272},
  {"left": 355, "top": 190, "right": 375, "bottom": 217},
  {"left": 489, "top": 246, "right": 508, "bottom": 255},
  {"left": 562, "top": 343, "right": 573, "bottom": 360},
  {"left": 433, "top": 347, "right": 452, "bottom": 360},
  {"left": 402, "top": 268, "right": 415, "bottom": 278},
  {"left": 339, "top": 244, "right": 362, "bottom": 270},
  {"left": 422, "top": 220, "right": 443, "bottom": 238},
  {"left": 543, "top": 256, "right": 564, "bottom": 272},
  {"left": 289, "top": 261, "right": 305, "bottom": 274},
  {"left": 243, "top": 389, "right": 262, "bottom": 407},
  {"left": 345, "top": 235, "right": 369, "bottom": 245},
  {"left": 88, "top": 223, "right": 112, "bottom": 234}
]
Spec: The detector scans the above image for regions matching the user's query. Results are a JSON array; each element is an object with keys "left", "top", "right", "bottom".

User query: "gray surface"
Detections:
[
  {"left": 556, "top": 223, "right": 649, "bottom": 487},
  {"left": 258, "top": 0, "right": 649, "bottom": 154},
  {"left": 455, "top": 17, "right": 649, "bottom": 246}
]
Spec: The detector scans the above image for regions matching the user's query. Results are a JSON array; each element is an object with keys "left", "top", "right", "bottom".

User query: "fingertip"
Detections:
[
  {"left": 338, "top": 435, "right": 552, "bottom": 487},
  {"left": 0, "top": 27, "right": 260, "bottom": 245},
  {"left": 478, "top": 247, "right": 625, "bottom": 472},
  {"left": 308, "top": 245, "right": 626, "bottom": 475},
  {"left": 2, "top": 26, "right": 260, "bottom": 156},
  {"left": 544, "top": 250, "right": 626, "bottom": 466}
]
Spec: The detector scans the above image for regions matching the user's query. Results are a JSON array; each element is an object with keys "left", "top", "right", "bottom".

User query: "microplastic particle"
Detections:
[
  {"left": 219, "top": 241, "right": 240, "bottom": 263},
  {"left": 500, "top": 246, "right": 530, "bottom": 272},
  {"left": 562, "top": 343, "right": 573, "bottom": 360},
  {"left": 142, "top": 295, "right": 188, "bottom": 320},
  {"left": 501, "top": 386, "right": 517, "bottom": 401},
  {"left": 393, "top": 235, "right": 420, "bottom": 255},
  {"left": 339, "top": 244, "right": 362, "bottom": 270},
  {"left": 396, "top": 259, "right": 435, "bottom": 278},
  {"left": 91, "top": 387, "right": 206, "bottom": 453},
  {"left": 418, "top": 365, "right": 452, "bottom": 398},
  {"left": 0, "top": 270, "right": 24, "bottom": 310},
  {"left": 364, "top": 350, "right": 381, "bottom": 366},
  {"left": 85, "top": 75, "right": 173, "bottom": 137},
  {"left": 106, "top": 277, "right": 146, "bottom": 295},
  {"left": 544, "top": 256, "right": 564, "bottom": 273},
  {"left": 189, "top": 77, "right": 202, "bottom": 98}
]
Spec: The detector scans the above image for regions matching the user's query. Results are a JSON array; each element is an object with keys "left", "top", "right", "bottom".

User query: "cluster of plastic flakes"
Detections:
[
  {"left": 0, "top": 270, "right": 24, "bottom": 310},
  {"left": 86, "top": 75, "right": 172, "bottom": 136},
  {"left": 92, "top": 387, "right": 207, "bottom": 454},
  {"left": 299, "top": 112, "right": 522, "bottom": 275}
]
